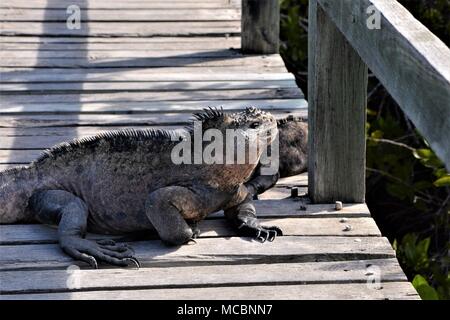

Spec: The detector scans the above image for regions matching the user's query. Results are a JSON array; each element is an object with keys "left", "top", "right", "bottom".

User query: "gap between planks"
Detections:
[
  {"left": 0, "top": 9, "right": 241, "bottom": 22},
  {"left": 0, "top": 216, "right": 379, "bottom": 245},
  {"left": 0, "top": 259, "right": 407, "bottom": 295},
  {"left": 0, "top": 282, "right": 418, "bottom": 300},
  {"left": 0, "top": 235, "right": 395, "bottom": 271}
]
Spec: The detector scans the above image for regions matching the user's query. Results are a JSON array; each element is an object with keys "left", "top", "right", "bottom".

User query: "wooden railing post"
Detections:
[
  {"left": 241, "top": 0, "right": 279, "bottom": 53},
  {"left": 308, "top": 0, "right": 368, "bottom": 203}
]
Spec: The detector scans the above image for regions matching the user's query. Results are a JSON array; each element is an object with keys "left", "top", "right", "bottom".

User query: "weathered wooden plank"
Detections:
[
  {"left": 0, "top": 282, "right": 419, "bottom": 300},
  {"left": 0, "top": 89, "right": 300, "bottom": 106},
  {"left": 0, "top": 0, "right": 238, "bottom": 10},
  {"left": 0, "top": 22, "right": 241, "bottom": 37},
  {"left": 308, "top": 1, "right": 367, "bottom": 203},
  {"left": 0, "top": 191, "right": 365, "bottom": 217},
  {"left": 256, "top": 186, "right": 303, "bottom": 200},
  {"left": 0, "top": 259, "right": 406, "bottom": 294},
  {"left": 241, "top": 0, "right": 279, "bottom": 54},
  {"left": 0, "top": 80, "right": 298, "bottom": 93},
  {"left": 0, "top": 99, "right": 307, "bottom": 117},
  {"left": 0, "top": 126, "right": 180, "bottom": 138},
  {"left": 277, "top": 174, "right": 308, "bottom": 187},
  {"left": 0, "top": 36, "right": 241, "bottom": 45},
  {"left": 0, "top": 50, "right": 248, "bottom": 59},
  {"left": 0, "top": 236, "right": 395, "bottom": 270},
  {"left": 0, "top": 54, "right": 285, "bottom": 68},
  {"left": 0, "top": 9, "right": 240, "bottom": 22},
  {"left": 0, "top": 110, "right": 308, "bottom": 128},
  {"left": 0, "top": 44, "right": 241, "bottom": 52},
  {"left": 0, "top": 126, "right": 181, "bottom": 139},
  {"left": 0, "top": 217, "right": 380, "bottom": 245},
  {"left": 1, "top": 66, "right": 288, "bottom": 76},
  {"left": 318, "top": 0, "right": 450, "bottom": 169},
  {"left": 0, "top": 54, "right": 284, "bottom": 66},
  {"left": 0, "top": 69, "right": 294, "bottom": 82}
]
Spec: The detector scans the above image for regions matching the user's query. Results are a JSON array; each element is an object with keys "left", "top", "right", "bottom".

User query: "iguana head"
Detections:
[
  {"left": 193, "top": 106, "right": 277, "bottom": 139},
  {"left": 188, "top": 107, "right": 278, "bottom": 167}
]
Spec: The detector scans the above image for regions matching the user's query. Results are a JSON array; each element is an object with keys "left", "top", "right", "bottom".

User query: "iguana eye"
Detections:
[{"left": 250, "top": 122, "right": 260, "bottom": 129}]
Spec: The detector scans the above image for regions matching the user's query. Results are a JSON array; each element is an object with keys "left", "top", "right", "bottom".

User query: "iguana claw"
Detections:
[
  {"left": 61, "top": 237, "right": 139, "bottom": 269},
  {"left": 238, "top": 224, "right": 283, "bottom": 242},
  {"left": 185, "top": 238, "right": 197, "bottom": 245},
  {"left": 81, "top": 253, "right": 98, "bottom": 269},
  {"left": 124, "top": 257, "right": 141, "bottom": 269}
]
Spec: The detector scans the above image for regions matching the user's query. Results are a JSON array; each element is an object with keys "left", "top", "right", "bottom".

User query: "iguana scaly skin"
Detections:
[
  {"left": 246, "top": 115, "right": 308, "bottom": 197},
  {"left": 0, "top": 107, "right": 281, "bottom": 268}
]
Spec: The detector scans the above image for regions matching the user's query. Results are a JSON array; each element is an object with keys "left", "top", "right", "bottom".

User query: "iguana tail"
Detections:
[{"left": 0, "top": 166, "right": 39, "bottom": 223}]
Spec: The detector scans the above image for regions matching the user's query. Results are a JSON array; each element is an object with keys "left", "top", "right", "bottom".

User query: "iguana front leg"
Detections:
[
  {"left": 145, "top": 186, "right": 206, "bottom": 245},
  {"left": 224, "top": 186, "right": 283, "bottom": 242},
  {"left": 245, "top": 171, "right": 280, "bottom": 199},
  {"left": 29, "top": 190, "right": 139, "bottom": 268}
]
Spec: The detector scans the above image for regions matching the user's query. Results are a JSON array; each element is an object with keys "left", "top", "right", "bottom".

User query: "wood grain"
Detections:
[
  {"left": 0, "top": 282, "right": 419, "bottom": 300},
  {"left": 0, "top": 9, "right": 240, "bottom": 22},
  {"left": 308, "top": 1, "right": 367, "bottom": 203},
  {"left": 0, "top": 236, "right": 396, "bottom": 271},
  {"left": 0, "top": 259, "right": 405, "bottom": 294},
  {"left": 0, "top": 217, "right": 380, "bottom": 245},
  {"left": 0, "top": 22, "right": 241, "bottom": 37}
]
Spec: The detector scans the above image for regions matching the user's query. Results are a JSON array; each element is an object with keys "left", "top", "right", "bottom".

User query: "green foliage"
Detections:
[
  {"left": 279, "top": 0, "right": 309, "bottom": 89},
  {"left": 412, "top": 275, "right": 440, "bottom": 300},
  {"left": 279, "top": 0, "right": 450, "bottom": 300},
  {"left": 395, "top": 234, "right": 449, "bottom": 300}
]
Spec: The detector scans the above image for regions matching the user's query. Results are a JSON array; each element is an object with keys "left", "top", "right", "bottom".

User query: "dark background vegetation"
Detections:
[{"left": 279, "top": 0, "right": 449, "bottom": 299}]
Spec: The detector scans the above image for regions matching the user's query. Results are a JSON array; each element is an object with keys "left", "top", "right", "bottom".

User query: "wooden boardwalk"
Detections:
[{"left": 0, "top": 0, "right": 418, "bottom": 299}]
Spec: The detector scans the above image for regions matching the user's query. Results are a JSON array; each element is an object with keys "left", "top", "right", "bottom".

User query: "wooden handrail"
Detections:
[{"left": 308, "top": 0, "right": 450, "bottom": 203}]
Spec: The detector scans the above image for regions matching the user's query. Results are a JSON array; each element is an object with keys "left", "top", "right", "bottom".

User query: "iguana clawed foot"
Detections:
[
  {"left": 188, "top": 222, "right": 201, "bottom": 239},
  {"left": 60, "top": 237, "right": 140, "bottom": 269},
  {"left": 238, "top": 223, "right": 283, "bottom": 243}
]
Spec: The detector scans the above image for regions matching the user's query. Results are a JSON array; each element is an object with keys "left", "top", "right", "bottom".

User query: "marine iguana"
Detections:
[
  {"left": 0, "top": 107, "right": 282, "bottom": 268},
  {"left": 245, "top": 115, "right": 308, "bottom": 197}
]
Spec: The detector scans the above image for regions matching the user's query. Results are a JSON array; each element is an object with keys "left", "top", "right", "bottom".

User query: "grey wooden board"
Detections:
[
  {"left": 0, "top": 69, "right": 294, "bottom": 82},
  {"left": 0, "top": 43, "right": 241, "bottom": 51},
  {"left": 0, "top": 236, "right": 396, "bottom": 271},
  {"left": 0, "top": 217, "right": 380, "bottom": 245},
  {"left": 0, "top": 89, "right": 301, "bottom": 105},
  {"left": 0, "top": 80, "right": 298, "bottom": 93},
  {"left": 0, "top": 99, "right": 307, "bottom": 116},
  {"left": 1, "top": 65, "right": 288, "bottom": 73},
  {"left": 0, "top": 0, "right": 239, "bottom": 9},
  {"left": 0, "top": 22, "right": 241, "bottom": 37},
  {"left": 0, "top": 282, "right": 418, "bottom": 300},
  {"left": 0, "top": 54, "right": 284, "bottom": 66},
  {"left": 308, "top": 1, "right": 367, "bottom": 203},
  {"left": 0, "top": 50, "right": 251, "bottom": 59},
  {"left": 0, "top": 9, "right": 241, "bottom": 22},
  {"left": 318, "top": 0, "right": 450, "bottom": 169},
  {"left": 0, "top": 191, "right": 365, "bottom": 217},
  {"left": 0, "top": 259, "right": 405, "bottom": 294},
  {"left": 0, "top": 110, "right": 308, "bottom": 128},
  {"left": 0, "top": 126, "right": 182, "bottom": 138},
  {"left": 256, "top": 186, "right": 306, "bottom": 200},
  {"left": 0, "top": 55, "right": 285, "bottom": 68},
  {"left": 0, "top": 36, "right": 241, "bottom": 45},
  {"left": 277, "top": 174, "right": 308, "bottom": 187}
]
